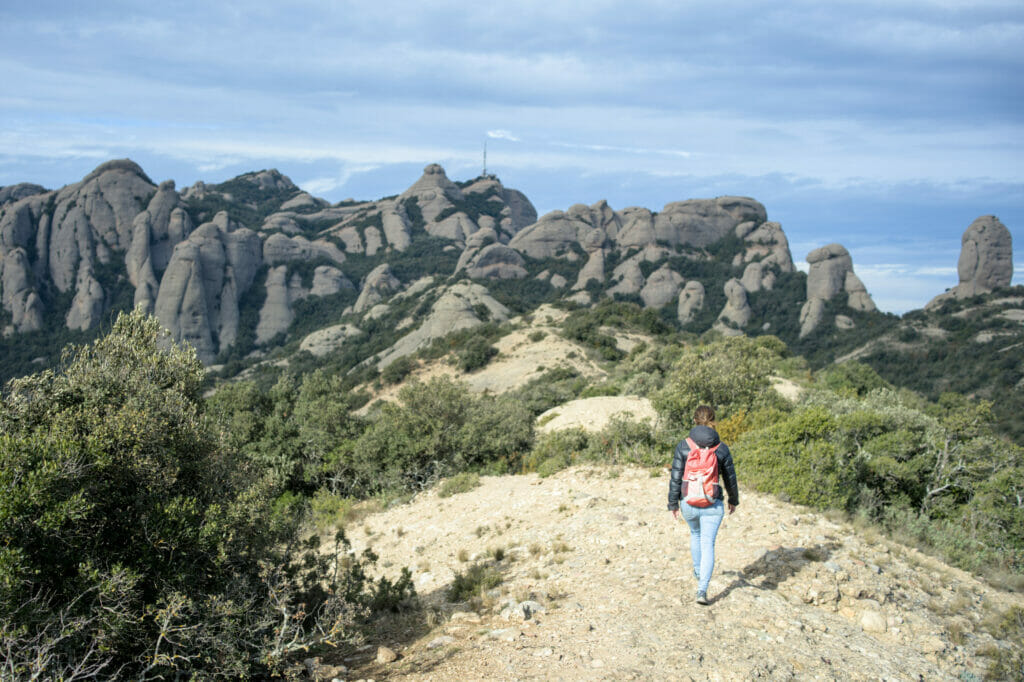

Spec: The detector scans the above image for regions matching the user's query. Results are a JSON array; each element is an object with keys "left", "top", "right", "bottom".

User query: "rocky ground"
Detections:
[{"left": 313, "top": 466, "right": 1023, "bottom": 681}]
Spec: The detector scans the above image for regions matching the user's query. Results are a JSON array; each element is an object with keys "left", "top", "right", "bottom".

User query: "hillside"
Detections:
[
  {"left": 311, "top": 466, "right": 1024, "bottom": 681},
  {"left": 838, "top": 288, "right": 1024, "bottom": 441}
]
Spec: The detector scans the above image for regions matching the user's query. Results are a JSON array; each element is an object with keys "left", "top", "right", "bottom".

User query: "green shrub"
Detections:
[
  {"left": 447, "top": 563, "right": 503, "bottom": 602},
  {"left": 458, "top": 336, "right": 498, "bottom": 372},
  {"left": 333, "top": 378, "right": 533, "bottom": 496},
  {"left": 206, "top": 370, "right": 365, "bottom": 494},
  {"left": 525, "top": 428, "right": 589, "bottom": 475},
  {"left": 983, "top": 606, "right": 1024, "bottom": 679},
  {"left": 819, "top": 361, "right": 892, "bottom": 397},
  {"left": 735, "top": 384, "right": 1024, "bottom": 577},
  {"left": 654, "top": 335, "right": 784, "bottom": 430},
  {"left": 381, "top": 355, "right": 416, "bottom": 384},
  {"left": 509, "top": 368, "right": 590, "bottom": 416},
  {"left": 309, "top": 489, "right": 357, "bottom": 529},
  {"left": 439, "top": 472, "right": 481, "bottom": 498},
  {"left": 735, "top": 405, "right": 856, "bottom": 510},
  {"left": 582, "top": 416, "right": 663, "bottom": 467},
  {"left": 0, "top": 311, "right": 414, "bottom": 678},
  {"left": 537, "top": 454, "right": 571, "bottom": 478}
]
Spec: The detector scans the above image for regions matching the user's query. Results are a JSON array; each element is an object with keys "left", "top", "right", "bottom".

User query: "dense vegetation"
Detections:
[
  {"left": 0, "top": 312, "right": 414, "bottom": 679},
  {"left": 851, "top": 287, "right": 1024, "bottom": 442}
]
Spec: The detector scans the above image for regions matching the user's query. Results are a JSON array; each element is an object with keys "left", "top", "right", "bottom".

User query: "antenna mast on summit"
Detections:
[{"left": 483, "top": 139, "right": 488, "bottom": 176}]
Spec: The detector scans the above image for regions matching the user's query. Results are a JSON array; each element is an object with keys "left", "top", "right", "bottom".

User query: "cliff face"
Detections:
[
  {"left": 0, "top": 160, "right": 164, "bottom": 335},
  {"left": 0, "top": 160, "right": 885, "bottom": 375}
]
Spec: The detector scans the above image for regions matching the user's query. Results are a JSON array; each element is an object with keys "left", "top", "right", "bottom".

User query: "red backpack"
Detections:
[{"left": 683, "top": 437, "right": 720, "bottom": 508}]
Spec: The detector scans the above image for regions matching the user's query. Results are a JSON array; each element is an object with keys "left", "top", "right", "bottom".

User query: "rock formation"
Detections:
[
  {"left": 677, "top": 281, "right": 705, "bottom": 325},
  {"left": 1, "top": 248, "right": 44, "bottom": 333},
  {"left": 353, "top": 264, "right": 402, "bottom": 314},
  {"left": 154, "top": 214, "right": 262, "bottom": 364},
  {"left": 510, "top": 196, "right": 768, "bottom": 260},
  {"left": 734, "top": 221, "right": 795, "bottom": 272},
  {"left": 376, "top": 281, "right": 510, "bottom": 368},
  {"left": 464, "top": 244, "right": 528, "bottom": 280},
  {"left": 0, "top": 159, "right": 163, "bottom": 334},
  {"left": 3, "top": 158, "right": 899, "bottom": 377},
  {"left": 379, "top": 201, "right": 412, "bottom": 251},
  {"left": 299, "top": 323, "right": 364, "bottom": 357},
  {"left": 927, "top": 215, "right": 1013, "bottom": 308},
  {"left": 607, "top": 259, "right": 645, "bottom": 297},
  {"left": 263, "top": 233, "right": 345, "bottom": 266},
  {"left": 714, "top": 278, "right": 752, "bottom": 336},
  {"left": 639, "top": 264, "right": 683, "bottom": 309},
  {"left": 255, "top": 266, "right": 298, "bottom": 344},
  {"left": 573, "top": 249, "right": 605, "bottom": 290},
  {"left": 455, "top": 228, "right": 499, "bottom": 274},
  {"left": 399, "top": 163, "right": 464, "bottom": 224},
  {"left": 799, "top": 244, "right": 876, "bottom": 337},
  {"left": 0, "top": 183, "right": 46, "bottom": 205}
]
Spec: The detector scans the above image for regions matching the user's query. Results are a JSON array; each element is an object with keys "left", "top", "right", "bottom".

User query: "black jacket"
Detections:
[{"left": 667, "top": 425, "right": 739, "bottom": 511}]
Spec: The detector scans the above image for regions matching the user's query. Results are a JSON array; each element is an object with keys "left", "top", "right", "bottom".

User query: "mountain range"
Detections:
[{"left": 0, "top": 159, "right": 1019, "bottom": 433}]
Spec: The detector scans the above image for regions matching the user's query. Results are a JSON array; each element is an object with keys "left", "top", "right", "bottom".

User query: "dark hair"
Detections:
[{"left": 693, "top": 405, "right": 716, "bottom": 426}]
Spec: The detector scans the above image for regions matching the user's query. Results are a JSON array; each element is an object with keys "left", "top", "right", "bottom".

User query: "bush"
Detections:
[
  {"left": 537, "top": 455, "right": 571, "bottom": 478},
  {"left": 439, "top": 472, "right": 481, "bottom": 498},
  {"left": 333, "top": 378, "right": 534, "bottom": 496},
  {"left": 381, "top": 355, "right": 416, "bottom": 384},
  {"left": 0, "top": 311, "right": 413, "bottom": 678},
  {"left": 207, "top": 370, "right": 364, "bottom": 493},
  {"left": 819, "top": 361, "right": 891, "bottom": 396},
  {"left": 447, "top": 563, "right": 503, "bottom": 602},
  {"left": 509, "top": 368, "right": 590, "bottom": 416},
  {"left": 735, "top": 405, "right": 857, "bottom": 510},
  {"left": 525, "top": 428, "right": 589, "bottom": 475},
  {"left": 458, "top": 336, "right": 499, "bottom": 372},
  {"left": 309, "top": 489, "right": 357, "bottom": 529},
  {"left": 735, "top": 384, "right": 1024, "bottom": 578},
  {"left": 654, "top": 336, "right": 785, "bottom": 430},
  {"left": 582, "top": 416, "right": 664, "bottom": 467}
]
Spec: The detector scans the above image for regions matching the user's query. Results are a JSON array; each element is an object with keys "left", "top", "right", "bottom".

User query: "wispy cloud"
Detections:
[
  {"left": 487, "top": 130, "right": 519, "bottom": 142},
  {"left": 553, "top": 141, "right": 692, "bottom": 159},
  {"left": 300, "top": 164, "right": 381, "bottom": 196}
]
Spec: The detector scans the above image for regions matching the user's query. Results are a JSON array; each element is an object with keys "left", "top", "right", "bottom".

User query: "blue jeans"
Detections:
[{"left": 680, "top": 499, "right": 724, "bottom": 593}]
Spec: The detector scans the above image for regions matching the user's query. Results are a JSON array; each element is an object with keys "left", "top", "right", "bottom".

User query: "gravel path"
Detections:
[{"left": 328, "top": 466, "right": 1021, "bottom": 681}]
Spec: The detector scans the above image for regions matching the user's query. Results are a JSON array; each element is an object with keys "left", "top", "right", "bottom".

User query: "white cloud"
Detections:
[
  {"left": 487, "top": 130, "right": 519, "bottom": 142},
  {"left": 299, "top": 164, "right": 381, "bottom": 196},
  {"left": 553, "top": 141, "right": 692, "bottom": 159}
]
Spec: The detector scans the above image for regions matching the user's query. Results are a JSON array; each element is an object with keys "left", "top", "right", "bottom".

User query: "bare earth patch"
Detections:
[
  {"left": 537, "top": 396, "right": 658, "bottom": 434},
  {"left": 359, "top": 305, "right": 606, "bottom": 409}
]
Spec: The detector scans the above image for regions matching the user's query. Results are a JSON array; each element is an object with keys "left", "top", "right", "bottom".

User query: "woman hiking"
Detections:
[{"left": 668, "top": 405, "right": 739, "bottom": 605}]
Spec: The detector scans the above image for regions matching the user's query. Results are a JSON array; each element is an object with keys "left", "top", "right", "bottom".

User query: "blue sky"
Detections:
[{"left": 1, "top": 1, "right": 1021, "bottom": 313}]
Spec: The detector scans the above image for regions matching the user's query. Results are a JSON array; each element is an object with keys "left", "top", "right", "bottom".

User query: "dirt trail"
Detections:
[{"left": 332, "top": 466, "right": 1021, "bottom": 681}]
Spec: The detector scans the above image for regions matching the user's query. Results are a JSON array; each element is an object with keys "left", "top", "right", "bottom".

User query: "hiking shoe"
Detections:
[{"left": 696, "top": 591, "right": 709, "bottom": 605}]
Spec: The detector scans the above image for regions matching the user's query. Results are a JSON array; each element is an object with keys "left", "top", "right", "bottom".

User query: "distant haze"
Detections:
[{"left": 1, "top": 1, "right": 1020, "bottom": 313}]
